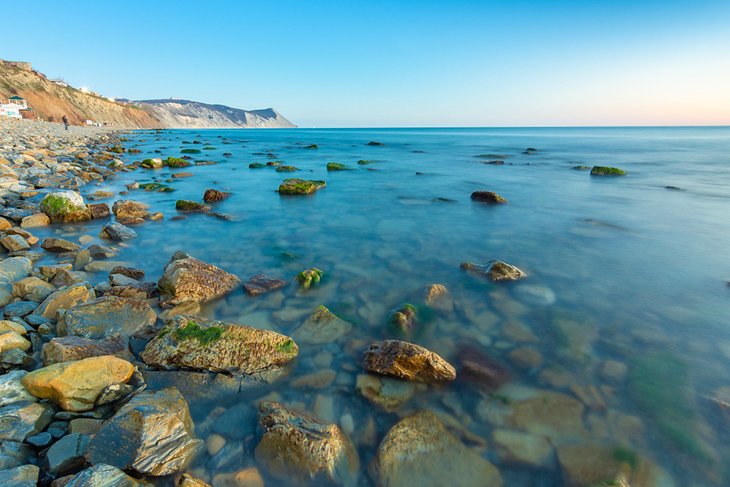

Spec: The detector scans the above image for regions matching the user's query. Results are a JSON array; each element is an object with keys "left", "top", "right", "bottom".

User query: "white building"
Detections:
[{"left": 0, "top": 96, "right": 28, "bottom": 119}]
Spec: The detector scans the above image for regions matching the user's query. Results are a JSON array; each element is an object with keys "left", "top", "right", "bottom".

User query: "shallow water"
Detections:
[{"left": 38, "top": 127, "right": 730, "bottom": 485}]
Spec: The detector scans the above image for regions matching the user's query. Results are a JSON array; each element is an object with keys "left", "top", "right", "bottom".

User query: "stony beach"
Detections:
[{"left": 0, "top": 119, "right": 728, "bottom": 487}]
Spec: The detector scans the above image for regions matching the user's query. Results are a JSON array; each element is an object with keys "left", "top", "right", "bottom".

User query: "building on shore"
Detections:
[{"left": 0, "top": 95, "right": 30, "bottom": 119}]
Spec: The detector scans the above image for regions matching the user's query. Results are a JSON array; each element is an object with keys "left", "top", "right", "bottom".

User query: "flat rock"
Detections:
[
  {"left": 58, "top": 296, "right": 157, "bottom": 339},
  {"left": 557, "top": 443, "right": 666, "bottom": 487},
  {"left": 0, "top": 402, "right": 53, "bottom": 441},
  {"left": 0, "top": 370, "right": 36, "bottom": 407},
  {"left": 255, "top": 401, "right": 359, "bottom": 486},
  {"left": 100, "top": 222, "right": 137, "bottom": 241},
  {"left": 461, "top": 260, "right": 526, "bottom": 281},
  {"left": 363, "top": 340, "right": 456, "bottom": 383},
  {"left": 0, "top": 465, "right": 39, "bottom": 487},
  {"left": 141, "top": 315, "right": 298, "bottom": 375},
  {"left": 21, "top": 355, "right": 135, "bottom": 412},
  {"left": 0, "top": 234, "right": 30, "bottom": 252},
  {"left": 20, "top": 213, "right": 50, "bottom": 228},
  {"left": 292, "top": 305, "right": 353, "bottom": 345},
  {"left": 243, "top": 273, "right": 287, "bottom": 296},
  {"left": 12, "top": 276, "right": 56, "bottom": 302},
  {"left": 356, "top": 373, "right": 415, "bottom": 411},
  {"left": 64, "top": 463, "right": 144, "bottom": 487},
  {"left": 35, "top": 283, "right": 94, "bottom": 320},
  {"left": 158, "top": 251, "right": 241, "bottom": 307},
  {"left": 41, "top": 237, "right": 81, "bottom": 252},
  {"left": 374, "top": 411, "right": 502, "bottom": 487},
  {"left": 87, "top": 387, "right": 202, "bottom": 476},
  {"left": 112, "top": 200, "right": 150, "bottom": 224},
  {"left": 492, "top": 428, "right": 553, "bottom": 468},
  {"left": 42, "top": 334, "right": 132, "bottom": 365},
  {"left": 45, "top": 432, "right": 90, "bottom": 475}
]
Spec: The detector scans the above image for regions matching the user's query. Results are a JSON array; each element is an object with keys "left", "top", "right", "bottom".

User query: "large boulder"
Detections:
[
  {"left": 112, "top": 200, "right": 150, "bottom": 225},
  {"left": 157, "top": 252, "right": 241, "bottom": 307},
  {"left": 373, "top": 411, "right": 502, "bottom": 487},
  {"left": 141, "top": 315, "right": 298, "bottom": 375},
  {"left": 12, "top": 277, "right": 56, "bottom": 302},
  {"left": 363, "top": 340, "right": 456, "bottom": 383},
  {"left": 42, "top": 334, "right": 132, "bottom": 365},
  {"left": 292, "top": 305, "right": 353, "bottom": 344},
  {"left": 35, "top": 283, "right": 94, "bottom": 320},
  {"left": 21, "top": 355, "right": 135, "bottom": 412},
  {"left": 58, "top": 296, "right": 157, "bottom": 339},
  {"left": 255, "top": 401, "right": 359, "bottom": 486},
  {"left": 40, "top": 191, "right": 91, "bottom": 223},
  {"left": 87, "top": 388, "right": 203, "bottom": 476},
  {"left": 0, "top": 465, "right": 39, "bottom": 487}
]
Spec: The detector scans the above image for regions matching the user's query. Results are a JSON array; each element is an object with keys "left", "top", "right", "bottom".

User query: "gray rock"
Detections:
[
  {"left": 243, "top": 273, "right": 287, "bottom": 296},
  {"left": 58, "top": 296, "right": 157, "bottom": 339},
  {"left": 41, "top": 237, "right": 81, "bottom": 253},
  {"left": 0, "top": 234, "right": 30, "bottom": 252},
  {"left": 0, "top": 257, "right": 32, "bottom": 285},
  {"left": 45, "top": 432, "right": 90, "bottom": 475},
  {"left": 2, "top": 300, "right": 38, "bottom": 318},
  {"left": 0, "top": 370, "right": 37, "bottom": 407},
  {"left": 64, "top": 464, "right": 143, "bottom": 487},
  {"left": 0, "top": 464, "right": 39, "bottom": 487},
  {"left": 292, "top": 305, "right": 353, "bottom": 345},
  {"left": 0, "top": 402, "right": 53, "bottom": 441},
  {"left": 25, "top": 431, "right": 53, "bottom": 447},
  {"left": 100, "top": 222, "right": 137, "bottom": 241},
  {"left": 0, "top": 440, "right": 33, "bottom": 469}
]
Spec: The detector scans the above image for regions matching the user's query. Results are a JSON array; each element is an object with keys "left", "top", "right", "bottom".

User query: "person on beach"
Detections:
[{"left": 62, "top": 115, "right": 69, "bottom": 130}]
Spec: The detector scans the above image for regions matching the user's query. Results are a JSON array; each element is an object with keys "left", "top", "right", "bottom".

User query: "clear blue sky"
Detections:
[{"left": 3, "top": 0, "right": 729, "bottom": 127}]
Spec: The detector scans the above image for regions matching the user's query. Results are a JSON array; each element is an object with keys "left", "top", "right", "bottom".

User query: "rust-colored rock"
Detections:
[
  {"left": 363, "top": 340, "right": 456, "bottom": 383},
  {"left": 157, "top": 251, "right": 240, "bottom": 307}
]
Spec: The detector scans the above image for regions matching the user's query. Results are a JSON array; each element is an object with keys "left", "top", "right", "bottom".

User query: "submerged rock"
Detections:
[
  {"left": 100, "top": 222, "right": 137, "bottom": 241},
  {"left": 112, "top": 200, "right": 150, "bottom": 224},
  {"left": 363, "top": 340, "right": 456, "bottom": 383},
  {"left": 292, "top": 305, "right": 353, "bottom": 344},
  {"left": 141, "top": 315, "right": 298, "bottom": 374},
  {"left": 296, "top": 267, "right": 323, "bottom": 290},
  {"left": 243, "top": 273, "right": 287, "bottom": 296},
  {"left": 21, "top": 355, "right": 135, "bottom": 412},
  {"left": 424, "top": 283, "right": 454, "bottom": 311},
  {"left": 356, "top": 373, "right": 415, "bottom": 411},
  {"left": 158, "top": 252, "right": 241, "bottom": 307},
  {"left": 327, "top": 162, "right": 350, "bottom": 171},
  {"left": 374, "top": 411, "right": 502, "bottom": 487},
  {"left": 278, "top": 178, "right": 326, "bottom": 195},
  {"left": 590, "top": 166, "right": 626, "bottom": 176},
  {"left": 255, "top": 401, "right": 359, "bottom": 486},
  {"left": 557, "top": 443, "right": 667, "bottom": 487},
  {"left": 40, "top": 191, "right": 91, "bottom": 223},
  {"left": 42, "top": 334, "right": 132, "bottom": 365},
  {"left": 87, "top": 388, "right": 202, "bottom": 476},
  {"left": 58, "top": 296, "right": 157, "bottom": 339},
  {"left": 458, "top": 345, "right": 510, "bottom": 392},
  {"left": 203, "top": 188, "right": 231, "bottom": 202},
  {"left": 390, "top": 303, "right": 418, "bottom": 334},
  {"left": 176, "top": 200, "right": 212, "bottom": 212},
  {"left": 470, "top": 191, "right": 507, "bottom": 204},
  {"left": 461, "top": 260, "right": 526, "bottom": 281}
]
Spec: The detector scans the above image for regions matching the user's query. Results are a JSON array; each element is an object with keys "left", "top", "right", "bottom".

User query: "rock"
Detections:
[
  {"left": 278, "top": 178, "right": 326, "bottom": 195},
  {"left": 0, "top": 441, "right": 33, "bottom": 470},
  {"left": 255, "top": 401, "right": 359, "bottom": 486},
  {"left": 12, "top": 276, "right": 56, "bottom": 302},
  {"left": 243, "top": 273, "right": 287, "bottom": 296},
  {"left": 26, "top": 431, "right": 53, "bottom": 447},
  {"left": 87, "top": 202, "right": 111, "bottom": 219},
  {"left": 0, "top": 256, "right": 32, "bottom": 284},
  {"left": 0, "top": 320, "right": 26, "bottom": 335},
  {"left": 363, "top": 340, "right": 456, "bottom": 383},
  {"left": 492, "top": 429, "right": 553, "bottom": 468},
  {"left": 20, "top": 213, "right": 50, "bottom": 228},
  {"left": 58, "top": 296, "right": 157, "bottom": 339},
  {"left": 40, "top": 191, "right": 91, "bottom": 223},
  {"left": 141, "top": 315, "right": 298, "bottom": 374},
  {"left": 0, "top": 465, "right": 39, "bottom": 487},
  {"left": 0, "top": 402, "right": 53, "bottom": 441},
  {"left": 600, "top": 360, "right": 628, "bottom": 382},
  {"left": 42, "top": 237, "right": 81, "bottom": 252},
  {"left": 2, "top": 300, "right": 37, "bottom": 318},
  {"left": 292, "top": 305, "right": 353, "bottom": 345},
  {"left": 296, "top": 267, "right": 323, "bottom": 290},
  {"left": 176, "top": 200, "right": 211, "bottom": 212},
  {"left": 471, "top": 191, "right": 507, "bottom": 203},
  {"left": 42, "top": 334, "right": 132, "bottom": 365},
  {"left": 203, "top": 188, "right": 231, "bottom": 202},
  {"left": 557, "top": 443, "right": 665, "bottom": 487},
  {"left": 141, "top": 157, "right": 163, "bottom": 169},
  {"left": 590, "top": 166, "right": 626, "bottom": 176},
  {"left": 21, "top": 356, "right": 135, "bottom": 412},
  {"left": 45, "top": 433, "right": 90, "bottom": 475},
  {"left": 327, "top": 162, "right": 350, "bottom": 171},
  {"left": 374, "top": 411, "right": 502, "bottom": 487},
  {"left": 461, "top": 260, "right": 526, "bottom": 281},
  {"left": 64, "top": 463, "right": 143, "bottom": 487},
  {"left": 390, "top": 303, "right": 418, "bottom": 334},
  {"left": 424, "top": 283, "right": 453, "bottom": 311},
  {"left": 112, "top": 200, "right": 150, "bottom": 224},
  {"left": 87, "top": 387, "right": 202, "bottom": 476},
  {"left": 458, "top": 345, "right": 510, "bottom": 392},
  {"left": 87, "top": 244, "right": 116, "bottom": 259},
  {"left": 356, "top": 373, "right": 415, "bottom": 411},
  {"left": 509, "top": 347, "right": 543, "bottom": 369},
  {"left": 212, "top": 468, "right": 265, "bottom": 487},
  {"left": 0, "top": 370, "right": 36, "bottom": 406},
  {"left": 100, "top": 222, "right": 137, "bottom": 241},
  {"left": 180, "top": 473, "right": 212, "bottom": 487},
  {"left": 36, "top": 283, "right": 94, "bottom": 320},
  {"left": 0, "top": 331, "right": 31, "bottom": 353},
  {"left": 110, "top": 266, "right": 144, "bottom": 280},
  {"left": 158, "top": 252, "right": 241, "bottom": 307},
  {"left": 0, "top": 216, "right": 11, "bottom": 230},
  {"left": 514, "top": 284, "right": 556, "bottom": 305},
  {"left": 0, "top": 234, "right": 30, "bottom": 252}
]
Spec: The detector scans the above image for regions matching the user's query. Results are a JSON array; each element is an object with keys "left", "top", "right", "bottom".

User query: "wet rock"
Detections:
[
  {"left": 292, "top": 305, "right": 353, "bottom": 345},
  {"left": 35, "top": 283, "right": 94, "bottom": 320},
  {"left": 176, "top": 200, "right": 212, "bottom": 212},
  {"left": 64, "top": 463, "right": 144, "bottom": 487},
  {"left": 45, "top": 432, "right": 90, "bottom": 476},
  {"left": 21, "top": 356, "right": 135, "bottom": 412},
  {"left": 87, "top": 244, "right": 116, "bottom": 259},
  {"left": 327, "top": 162, "right": 350, "bottom": 171},
  {"left": 26, "top": 431, "right": 53, "bottom": 447},
  {"left": 41, "top": 237, "right": 81, "bottom": 252},
  {"left": 458, "top": 345, "right": 510, "bottom": 392},
  {"left": 296, "top": 267, "right": 323, "bottom": 290},
  {"left": 158, "top": 252, "right": 241, "bottom": 307},
  {"left": 493, "top": 429, "right": 553, "bottom": 468},
  {"left": 424, "top": 283, "right": 454, "bottom": 311},
  {"left": 100, "top": 222, "right": 137, "bottom": 241},
  {"left": 374, "top": 411, "right": 502, "bottom": 487},
  {"left": 278, "top": 178, "right": 326, "bottom": 195},
  {"left": 243, "top": 273, "right": 287, "bottom": 296},
  {"left": 203, "top": 188, "right": 231, "bottom": 202},
  {"left": 110, "top": 266, "right": 144, "bottom": 280},
  {"left": 0, "top": 370, "right": 36, "bottom": 407},
  {"left": 42, "top": 334, "right": 132, "bottom": 365},
  {"left": 0, "top": 465, "right": 39, "bottom": 487},
  {"left": 356, "top": 373, "right": 415, "bottom": 411},
  {"left": 363, "top": 340, "right": 456, "bottom": 383},
  {"left": 509, "top": 347, "right": 543, "bottom": 369},
  {"left": 212, "top": 467, "right": 265, "bottom": 487},
  {"left": 141, "top": 157, "right": 164, "bottom": 169},
  {"left": 255, "top": 401, "right": 359, "bottom": 486},
  {"left": 87, "top": 202, "right": 110, "bottom": 219},
  {"left": 557, "top": 443, "right": 666, "bottom": 487},
  {"left": 461, "top": 260, "right": 526, "bottom": 281},
  {"left": 59, "top": 296, "right": 157, "bottom": 339},
  {"left": 142, "top": 315, "right": 298, "bottom": 374},
  {"left": 112, "top": 200, "right": 150, "bottom": 224},
  {"left": 0, "top": 331, "right": 31, "bottom": 353},
  {"left": 471, "top": 191, "right": 507, "bottom": 204},
  {"left": 40, "top": 191, "right": 91, "bottom": 223},
  {"left": 20, "top": 212, "right": 50, "bottom": 228},
  {"left": 87, "top": 387, "right": 203, "bottom": 476},
  {"left": 590, "top": 166, "right": 626, "bottom": 176},
  {"left": 0, "top": 402, "right": 53, "bottom": 441},
  {"left": 0, "top": 234, "right": 30, "bottom": 252},
  {"left": 0, "top": 440, "right": 33, "bottom": 469},
  {"left": 12, "top": 276, "right": 56, "bottom": 302}
]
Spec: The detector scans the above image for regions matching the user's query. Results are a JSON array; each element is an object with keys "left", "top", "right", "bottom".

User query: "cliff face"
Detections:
[{"left": 0, "top": 62, "right": 296, "bottom": 129}]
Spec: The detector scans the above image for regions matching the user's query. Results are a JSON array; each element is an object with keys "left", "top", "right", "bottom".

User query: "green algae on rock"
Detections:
[
  {"left": 180, "top": 148, "right": 201, "bottom": 154},
  {"left": 165, "top": 157, "right": 191, "bottom": 168},
  {"left": 275, "top": 165, "right": 299, "bottom": 172},
  {"left": 470, "top": 191, "right": 508, "bottom": 204},
  {"left": 40, "top": 191, "right": 92, "bottom": 223},
  {"left": 141, "top": 315, "right": 298, "bottom": 374},
  {"left": 591, "top": 165, "right": 626, "bottom": 176},
  {"left": 140, "top": 158, "right": 163, "bottom": 169},
  {"left": 327, "top": 162, "right": 350, "bottom": 171},
  {"left": 278, "top": 178, "right": 326, "bottom": 195},
  {"left": 249, "top": 162, "right": 266, "bottom": 168},
  {"left": 296, "top": 268, "right": 324, "bottom": 290},
  {"left": 390, "top": 303, "right": 418, "bottom": 334},
  {"left": 175, "top": 200, "right": 211, "bottom": 212}
]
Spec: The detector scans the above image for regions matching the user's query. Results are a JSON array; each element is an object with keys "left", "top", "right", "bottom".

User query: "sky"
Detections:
[{"left": 2, "top": 0, "right": 729, "bottom": 127}]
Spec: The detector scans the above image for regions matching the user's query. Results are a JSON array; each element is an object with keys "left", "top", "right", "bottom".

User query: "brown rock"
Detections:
[
  {"left": 0, "top": 234, "right": 30, "bottom": 252},
  {"left": 87, "top": 203, "right": 111, "bottom": 219},
  {"left": 461, "top": 260, "right": 526, "bottom": 281},
  {"left": 424, "top": 283, "right": 454, "bottom": 311},
  {"left": 203, "top": 188, "right": 231, "bottom": 203},
  {"left": 458, "top": 345, "right": 510, "bottom": 392},
  {"left": 471, "top": 191, "right": 507, "bottom": 203},
  {"left": 20, "top": 213, "right": 50, "bottom": 229},
  {"left": 41, "top": 237, "right": 80, "bottom": 253},
  {"left": 42, "top": 335, "right": 132, "bottom": 365},
  {"left": 157, "top": 252, "right": 241, "bottom": 307},
  {"left": 112, "top": 200, "right": 150, "bottom": 225},
  {"left": 243, "top": 273, "right": 287, "bottom": 296},
  {"left": 363, "top": 340, "right": 456, "bottom": 383}
]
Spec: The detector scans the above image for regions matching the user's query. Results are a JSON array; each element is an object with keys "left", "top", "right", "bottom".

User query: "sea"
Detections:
[{"left": 43, "top": 127, "right": 730, "bottom": 485}]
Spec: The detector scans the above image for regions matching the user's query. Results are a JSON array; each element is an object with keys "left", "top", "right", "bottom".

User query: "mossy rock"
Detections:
[
  {"left": 357, "top": 159, "right": 373, "bottom": 165},
  {"left": 128, "top": 148, "right": 142, "bottom": 154},
  {"left": 391, "top": 303, "right": 418, "bottom": 335},
  {"left": 203, "top": 146, "right": 216, "bottom": 150},
  {"left": 591, "top": 166, "right": 625, "bottom": 176},
  {"left": 278, "top": 178, "right": 326, "bottom": 195},
  {"left": 175, "top": 200, "right": 211, "bottom": 212},
  {"left": 108, "top": 146, "right": 125, "bottom": 154},
  {"left": 165, "top": 157, "right": 191, "bottom": 168},
  {"left": 266, "top": 161, "right": 282, "bottom": 167},
  {"left": 141, "top": 158, "right": 163, "bottom": 169},
  {"left": 303, "top": 144, "right": 318, "bottom": 149},
  {"left": 139, "top": 182, "right": 174, "bottom": 192},
  {"left": 40, "top": 191, "right": 91, "bottom": 223},
  {"left": 276, "top": 165, "right": 299, "bottom": 172},
  {"left": 180, "top": 149, "right": 201, "bottom": 154},
  {"left": 327, "top": 162, "right": 350, "bottom": 171},
  {"left": 572, "top": 165, "right": 592, "bottom": 171},
  {"left": 296, "top": 268, "right": 324, "bottom": 290},
  {"left": 249, "top": 162, "right": 266, "bottom": 169}
]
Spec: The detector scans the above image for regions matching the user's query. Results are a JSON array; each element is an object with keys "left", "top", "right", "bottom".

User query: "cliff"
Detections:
[{"left": 139, "top": 99, "right": 296, "bottom": 128}]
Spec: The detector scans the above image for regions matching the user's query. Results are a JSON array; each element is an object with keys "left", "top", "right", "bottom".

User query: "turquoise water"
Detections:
[{"left": 48, "top": 127, "right": 730, "bottom": 485}]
